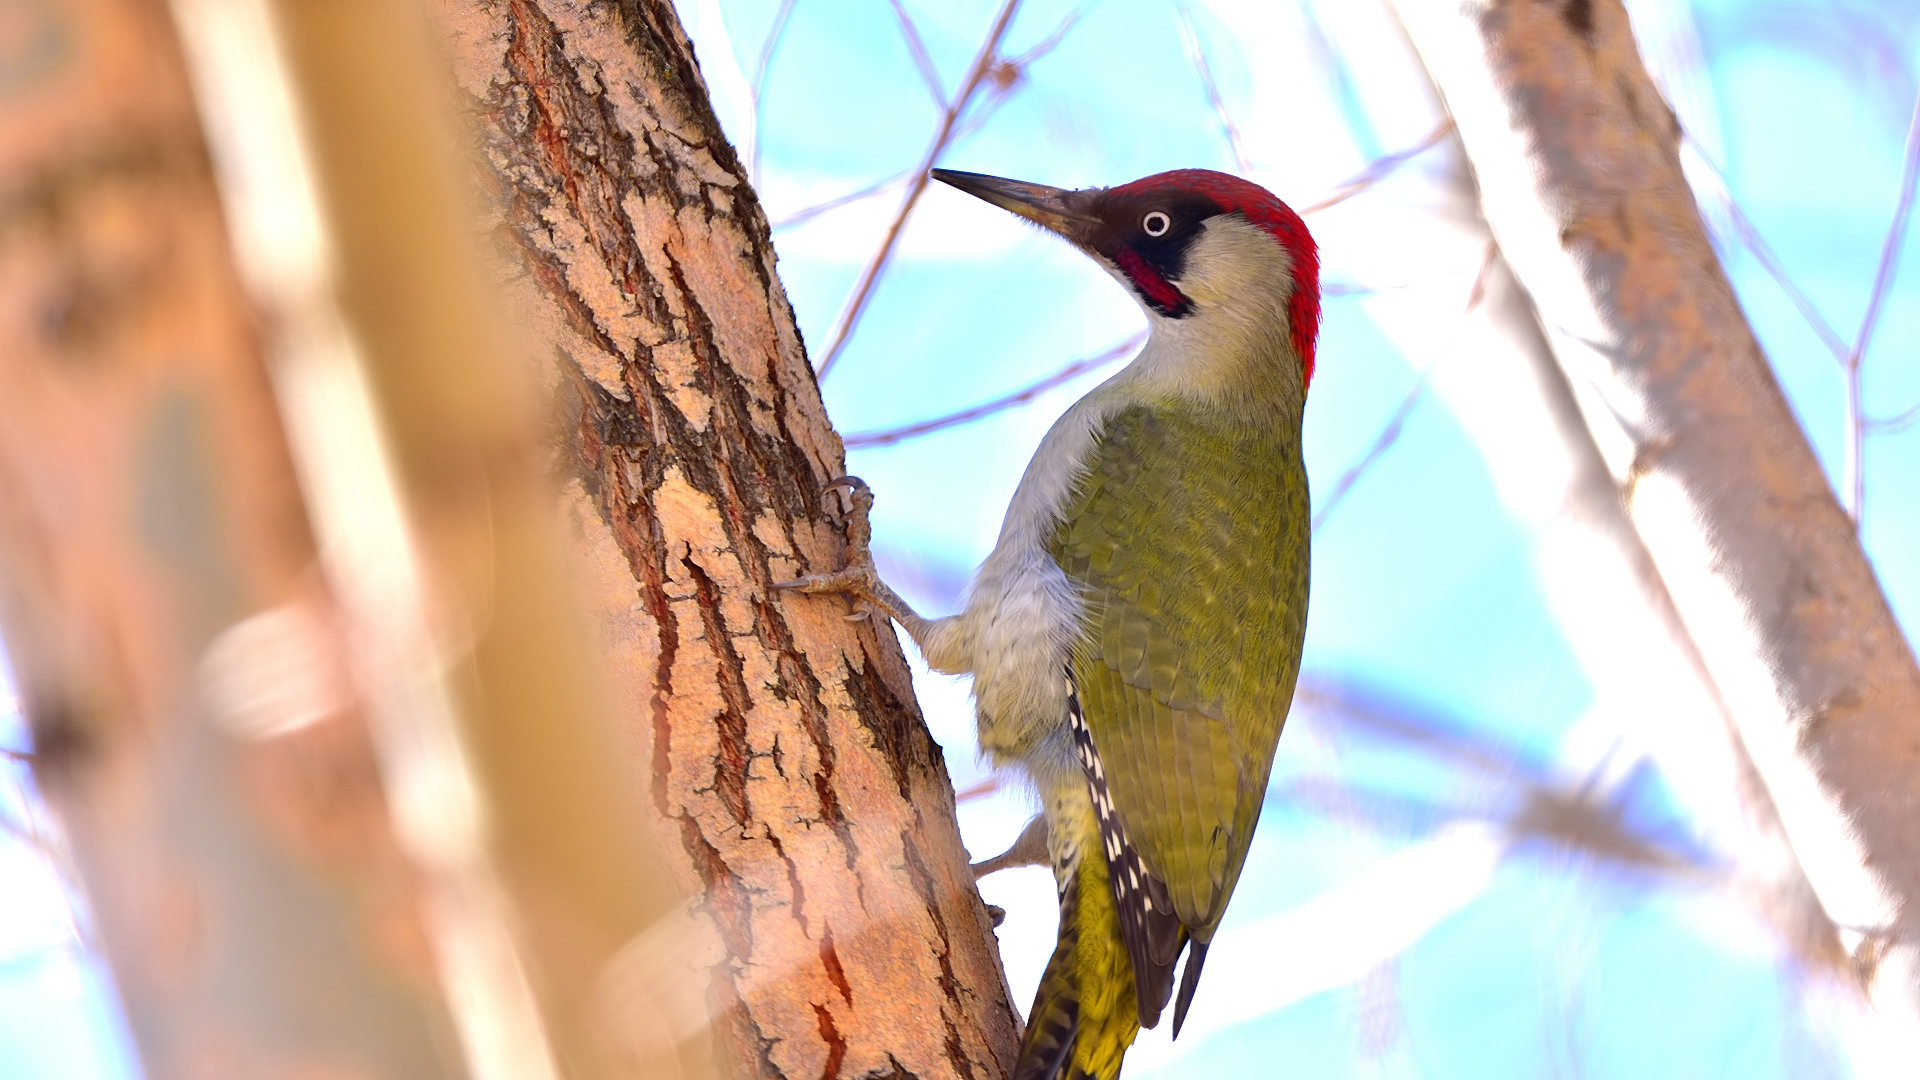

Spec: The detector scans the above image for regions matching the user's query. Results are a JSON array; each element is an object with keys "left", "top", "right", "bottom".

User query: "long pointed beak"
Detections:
[{"left": 931, "top": 169, "right": 1103, "bottom": 247}]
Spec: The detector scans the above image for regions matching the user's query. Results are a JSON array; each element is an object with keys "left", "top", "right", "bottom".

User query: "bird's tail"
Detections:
[{"left": 1013, "top": 851, "right": 1139, "bottom": 1080}]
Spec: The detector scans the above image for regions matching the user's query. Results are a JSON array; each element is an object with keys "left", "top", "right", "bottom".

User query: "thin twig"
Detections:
[
  {"left": 844, "top": 333, "right": 1144, "bottom": 448},
  {"left": 748, "top": 0, "right": 800, "bottom": 187},
  {"left": 1, "top": 747, "right": 31, "bottom": 763},
  {"left": 1300, "top": 119, "right": 1454, "bottom": 216},
  {"left": 888, "top": 0, "right": 948, "bottom": 110},
  {"left": 1684, "top": 139, "right": 1850, "bottom": 359},
  {"left": 1175, "top": 0, "right": 1250, "bottom": 175},
  {"left": 1844, "top": 86, "right": 1920, "bottom": 518},
  {"left": 815, "top": 0, "right": 1026, "bottom": 381},
  {"left": 1002, "top": 4, "right": 1087, "bottom": 71},
  {"left": 1312, "top": 243, "right": 1497, "bottom": 535},
  {"left": 840, "top": 283, "right": 1374, "bottom": 450},
  {"left": 771, "top": 170, "right": 913, "bottom": 230},
  {"left": 1866, "top": 397, "right": 1920, "bottom": 434},
  {"left": 788, "top": 5, "right": 1079, "bottom": 236}
]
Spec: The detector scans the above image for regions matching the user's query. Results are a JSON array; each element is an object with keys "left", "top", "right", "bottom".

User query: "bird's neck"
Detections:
[{"left": 1117, "top": 313, "right": 1307, "bottom": 427}]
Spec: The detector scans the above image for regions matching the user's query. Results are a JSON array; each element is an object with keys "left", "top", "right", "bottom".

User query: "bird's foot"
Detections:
[
  {"left": 970, "top": 814, "right": 1050, "bottom": 881},
  {"left": 774, "top": 476, "right": 892, "bottom": 623}
]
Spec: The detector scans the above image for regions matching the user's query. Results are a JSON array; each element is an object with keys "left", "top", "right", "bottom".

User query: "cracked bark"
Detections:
[{"left": 431, "top": 2, "right": 1021, "bottom": 1077}]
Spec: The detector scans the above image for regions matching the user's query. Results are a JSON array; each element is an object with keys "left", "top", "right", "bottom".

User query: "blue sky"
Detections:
[
  {"left": 4, "top": 1, "right": 1918, "bottom": 1076},
  {"left": 687, "top": 0, "right": 1918, "bottom": 1074}
]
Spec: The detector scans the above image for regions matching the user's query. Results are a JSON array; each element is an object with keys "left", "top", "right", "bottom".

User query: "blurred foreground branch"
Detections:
[
  {"left": 1391, "top": 0, "right": 1920, "bottom": 1030},
  {"left": 0, "top": 0, "right": 458, "bottom": 1074}
]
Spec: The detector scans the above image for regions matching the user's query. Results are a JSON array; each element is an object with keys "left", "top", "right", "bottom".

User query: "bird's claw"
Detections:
[
  {"left": 773, "top": 476, "right": 883, "bottom": 618},
  {"left": 821, "top": 474, "right": 872, "bottom": 514}
]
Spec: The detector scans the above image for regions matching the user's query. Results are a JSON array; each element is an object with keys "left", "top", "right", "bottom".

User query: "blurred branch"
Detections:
[
  {"left": 888, "top": 0, "right": 948, "bottom": 110},
  {"left": 0, "top": 804, "right": 57, "bottom": 862},
  {"left": 1312, "top": 243, "right": 1494, "bottom": 534},
  {"left": 843, "top": 332, "right": 1143, "bottom": 448},
  {"left": 770, "top": 169, "right": 912, "bottom": 229},
  {"left": 1300, "top": 119, "right": 1454, "bottom": 216},
  {"left": 815, "top": 0, "right": 1026, "bottom": 380},
  {"left": 772, "top": 10, "right": 1085, "bottom": 234},
  {"left": 1867, "top": 397, "right": 1920, "bottom": 434},
  {"left": 1843, "top": 85, "right": 1920, "bottom": 518},
  {"left": 1002, "top": 5, "right": 1087, "bottom": 70},
  {"left": 748, "top": 0, "right": 799, "bottom": 185},
  {"left": 838, "top": 283, "right": 1374, "bottom": 452},
  {"left": 1394, "top": 0, "right": 1918, "bottom": 1009},
  {"left": 1691, "top": 153, "right": 1850, "bottom": 359},
  {"left": 1175, "top": 0, "right": 1251, "bottom": 175}
]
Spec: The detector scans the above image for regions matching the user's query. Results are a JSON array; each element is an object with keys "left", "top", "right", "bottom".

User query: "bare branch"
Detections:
[
  {"left": 1, "top": 746, "right": 31, "bottom": 763},
  {"left": 844, "top": 333, "right": 1144, "bottom": 448},
  {"left": 1312, "top": 244, "right": 1496, "bottom": 534},
  {"left": 771, "top": 169, "right": 912, "bottom": 230},
  {"left": 1849, "top": 93, "right": 1920, "bottom": 365},
  {"left": 1686, "top": 142, "right": 1850, "bottom": 360},
  {"left": 1002, "top": 4, "right": 1087, "bottom": 70},
  {"left": 748, "top": 0, "right": 800, "bottom": 186},
  {"left": 834, "top": 281, "right": 1376, "bottom": 449},
  {"left": 1844, "top": 85, "right": 1920, "bottom": 517},
  {"left": 1867, "top": 397, "right": 1920, "bottom": 434},
  {"left": 1175, "top": 0, "right": 1251, "bottom": 175},
  {"left": 888, "top": 0, "right": 949, "bottom": 110},
  {"left": 1299, "top": 119, "right": 1454, "bottom": 216},
  {"left": 1394, "top": 0, "right": 1920, "bottom": 1016},
  {"left": 815, "top": 0, "right": 1026, "bottom": 381}
]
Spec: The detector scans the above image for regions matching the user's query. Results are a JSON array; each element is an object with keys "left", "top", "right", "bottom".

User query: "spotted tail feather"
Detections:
[
  {"left": 1066, "top": 670, "right": 1186, "bottom": 1027},
  {"left": 1013, "top": 845, "right": 1139, "bottom": 1080}
]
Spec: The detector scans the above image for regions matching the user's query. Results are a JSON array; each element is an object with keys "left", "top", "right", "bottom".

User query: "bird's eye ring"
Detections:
[{"left": 1142, "top": 210, "right": 1171, "bottom": 237}]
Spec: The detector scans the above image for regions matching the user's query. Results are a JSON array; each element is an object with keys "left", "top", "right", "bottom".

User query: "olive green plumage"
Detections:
[
  {"left": 1029, "top": 394, "right": 1310, "bottom": 1079},
  {"left": 773, "top": 167, "right": 1319, "bottom": 1080}
]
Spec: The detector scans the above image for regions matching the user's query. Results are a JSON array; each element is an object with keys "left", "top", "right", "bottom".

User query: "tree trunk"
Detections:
[
  {"left": 429, "top": 3, "right": 1022, "bottom": 1078},
  {"left": 1389, "top": 0, "right": 1920, "bottom": 1024},
  {"left": 0, "top": 0, "right": 457, "bottom": 1074}
]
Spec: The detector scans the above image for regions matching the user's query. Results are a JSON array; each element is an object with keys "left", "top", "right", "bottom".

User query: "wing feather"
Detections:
[{"left": 1051, "top": 402, "right": 1309, "bottom": 1020}]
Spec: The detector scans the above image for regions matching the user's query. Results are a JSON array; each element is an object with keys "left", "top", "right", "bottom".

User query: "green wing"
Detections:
[{"left": 1050, "top": 401, "right": 1309, "bottom": 963}]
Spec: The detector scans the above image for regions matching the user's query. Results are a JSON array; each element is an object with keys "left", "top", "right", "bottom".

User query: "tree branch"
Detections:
[
  {"left": 888, "top": 0, "right": 948, "bottom": 110},
  {"left": 814, "top": 0, "right": 1025, "bottom": 380},
  {"left": 1391, "top": 0, "right": 1920, "bottom": 1020},
  {"left": 1312, "top": 244, "right": 1494, "bottom": 534},
  {"left": 747, "top": 0, "right": 800, "bottom": 186},
  {"left": 1175, "top": 0, "right": 1251, "bottom": 175},
  {"left": 843, "top": 333, "right": 1143, "bottom": 448},
  {"left": 1300, "top": 119, "right": 1454, "bottom": 216},
  {"left": 1844, "top": 85, "right": 1920, "bottom": 518}
]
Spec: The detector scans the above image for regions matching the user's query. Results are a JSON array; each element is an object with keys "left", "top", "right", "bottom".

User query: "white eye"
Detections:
[{"left": 1142, "top": 210, "right": 1171, "bottom": 237}]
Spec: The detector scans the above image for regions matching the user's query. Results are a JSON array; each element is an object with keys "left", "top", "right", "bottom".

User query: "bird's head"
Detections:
[{"left": 933, "top": 167, "right": 1321, "bottom": 387}]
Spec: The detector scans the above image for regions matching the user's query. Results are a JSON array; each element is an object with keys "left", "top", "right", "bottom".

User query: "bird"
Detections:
[{"left": 777, "top": 166, "right": 1318, "bottom": 1080}]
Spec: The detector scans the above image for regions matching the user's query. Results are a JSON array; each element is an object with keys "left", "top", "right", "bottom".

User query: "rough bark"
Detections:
[
  {"left": 1390, "top": 0, "right": 1920, "bottom": 1018},
  {"left": 0, "top": 0, "right": 455, "bottom": 1074},
  {"left": 428, "top": 3, "right": 1022, "bottom": 1078}
]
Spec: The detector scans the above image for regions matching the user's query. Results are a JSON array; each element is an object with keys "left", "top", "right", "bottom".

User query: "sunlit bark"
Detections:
[
  {"left": 1390, "top": 0, "right": 1920, "bottom": 1028},
  {"left": 426, "top": 2, "right": 1023, "bottom": 1077}
]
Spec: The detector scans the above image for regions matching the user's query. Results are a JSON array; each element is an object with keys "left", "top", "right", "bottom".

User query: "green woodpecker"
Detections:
[{"left": 780, "top": 168, "right": 1317, "bottom": 1080}]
